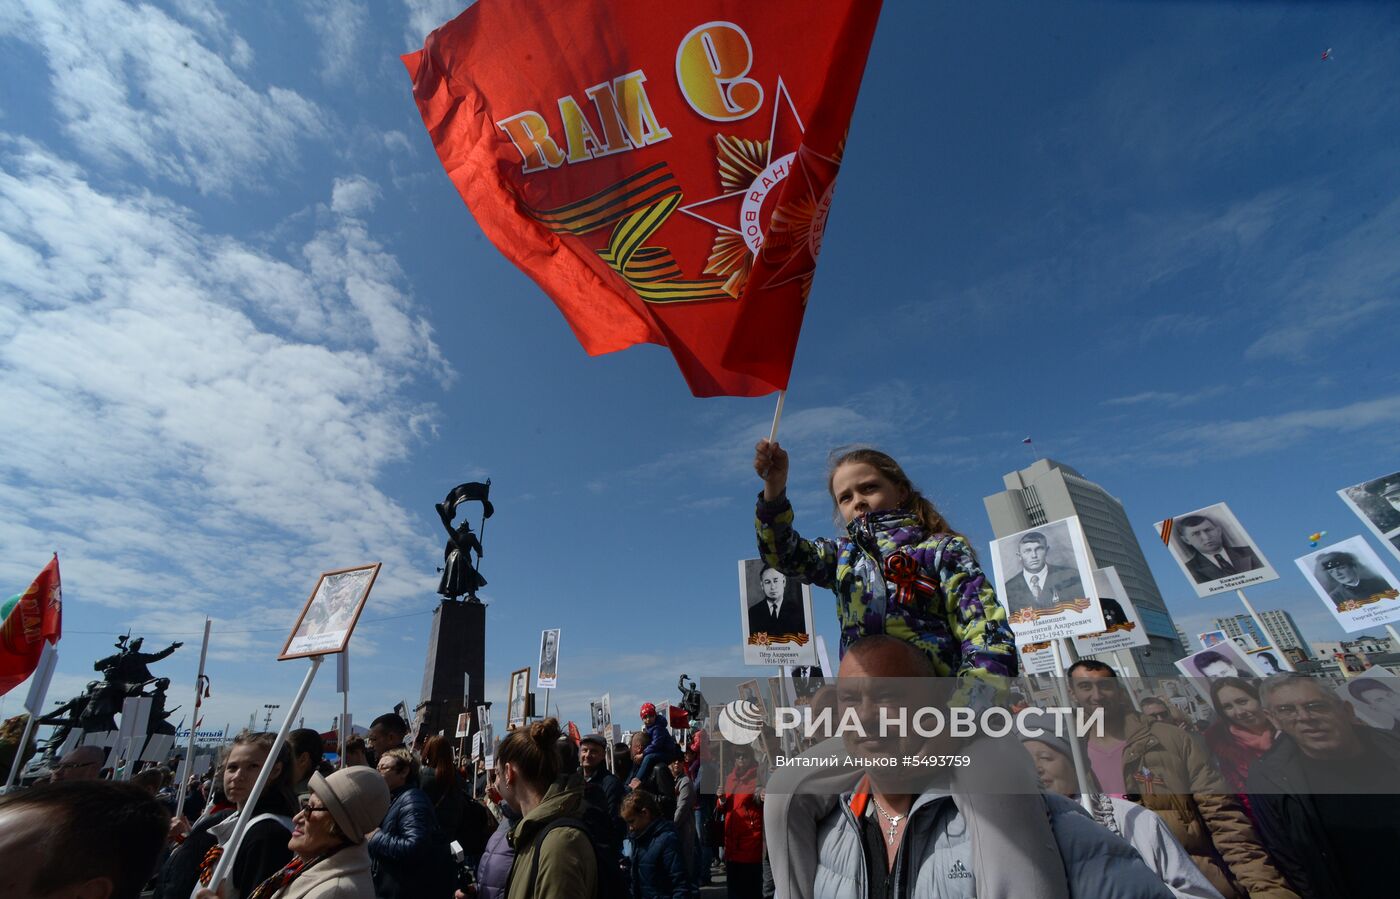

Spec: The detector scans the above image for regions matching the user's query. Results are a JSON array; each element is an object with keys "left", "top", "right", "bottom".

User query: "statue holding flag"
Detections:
[{"left": 437, "top": 481, "right": 493, "bottom": 601}]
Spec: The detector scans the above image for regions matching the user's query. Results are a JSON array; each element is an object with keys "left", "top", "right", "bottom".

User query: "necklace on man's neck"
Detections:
[{"left": 869, "top": 796, "right": 906, "bottom": 845}]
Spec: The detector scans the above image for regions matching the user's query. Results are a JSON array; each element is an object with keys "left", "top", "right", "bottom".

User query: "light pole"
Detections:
[{"left": 262, "top": 704, "right": 281, "bottom": 731}]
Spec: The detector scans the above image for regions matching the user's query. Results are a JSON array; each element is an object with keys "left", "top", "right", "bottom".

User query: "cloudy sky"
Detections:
[{"left": 3, "top": 1, "right": 1398, "bottom": 738}]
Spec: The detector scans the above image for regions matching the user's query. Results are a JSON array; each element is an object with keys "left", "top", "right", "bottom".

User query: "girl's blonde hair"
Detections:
[{"left": 827, "top": 447, "right": 955, "bottom": 536}]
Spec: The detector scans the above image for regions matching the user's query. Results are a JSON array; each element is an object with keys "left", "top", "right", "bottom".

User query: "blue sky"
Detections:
[{"left": 3, "top": 0, "right": 1399, "bottom": 737}]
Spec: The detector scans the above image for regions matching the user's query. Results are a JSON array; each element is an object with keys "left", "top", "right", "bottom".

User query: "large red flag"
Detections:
[
  {"left": 403, "top": 0, "right": 882, "bottom": 396},
  {"left": 0, "top": 555, "right": 62, "bottom": 696}
]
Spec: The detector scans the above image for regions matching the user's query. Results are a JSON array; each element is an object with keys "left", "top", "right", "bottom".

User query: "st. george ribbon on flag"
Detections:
[{"left": 402, "top": 0, "right": 883, "bottom": 397}]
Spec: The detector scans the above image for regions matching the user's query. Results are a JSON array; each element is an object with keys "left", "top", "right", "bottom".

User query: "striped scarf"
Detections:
[{"left": 246, "top": 851, "right": 337, "bottom": 899}]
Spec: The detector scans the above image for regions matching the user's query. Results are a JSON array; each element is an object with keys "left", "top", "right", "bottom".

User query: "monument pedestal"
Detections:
[{"left": 416, "top": 599, "right": 485, "bottom": 745}]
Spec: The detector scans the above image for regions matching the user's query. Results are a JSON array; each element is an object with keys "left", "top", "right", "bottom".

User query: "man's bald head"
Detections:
[
  {"left": 52, "top": 745, "right": 104, "bottom": 782},
  {"left": 839, "top": 635, "right": 937, "bottom": 679}
]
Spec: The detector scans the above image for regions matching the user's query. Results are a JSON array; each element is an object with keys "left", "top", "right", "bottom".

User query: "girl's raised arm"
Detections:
[{"left": 753, "top": 440, "right": 840, "bottom": 588}]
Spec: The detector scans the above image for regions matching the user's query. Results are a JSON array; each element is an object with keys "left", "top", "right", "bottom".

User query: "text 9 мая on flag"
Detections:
[{"left": 403, "top": 0, "right": 883, "bottom": 397}]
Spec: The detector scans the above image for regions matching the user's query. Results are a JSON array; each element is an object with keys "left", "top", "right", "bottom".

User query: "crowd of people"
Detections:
[{"left": 3, "top": 441, "right": 1397, "bottom": 899}]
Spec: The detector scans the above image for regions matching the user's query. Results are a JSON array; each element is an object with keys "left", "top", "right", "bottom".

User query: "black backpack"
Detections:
[{"left": 522, "top": 791, "right": 626, "bottom": 899}]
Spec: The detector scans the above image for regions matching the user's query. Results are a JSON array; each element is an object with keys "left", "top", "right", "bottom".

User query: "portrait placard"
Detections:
[
  {"left": 1153, "top": 503, "right": 1277, "bottom": 597},
  {"left": 988, "top": 516, "right": 1104, "bottom": 644},
  {"left": 737, "top": 678, "right": 765, "bottom": 721},
  {"left": 280, "top": 563, "right": 381, "bottom": 659},
  {"left": 1174, "top": 642, "right": 1262, "bottom": 697},
  {"left": 476, "top": 704, "right": 490, "bottom": 728},
  {"left": 1197, "top": 630, "right": 1228, "bottom": 649},
  {"left": 507, "top": 667, "right": 531, "bottom": 727},
  {"left": 482, "top": 724, "right": 496, "bottom": 767},
  {"left": 737, "top": 559, "right": 817, "bottom": 666},
  {"left": 1073, "top": 567, "right": 1150, "bottom": 655},
  {"left": 1294, "top": 535, "right": 1400, "bottom": 633},
  {"left": 784, "top": 635, "right": 833, "bottom": 703},
  {"left": 1338, "top": 470, "right": 1400, "bottom": 565},
  {"left": 537, "top": 628, "right": 561, "bottom": 689},
  {"left": 455, "top": 713, "right": 470, "bottom": 738},
  {"left": 471, "top": 732, "right": 483, "bottom": 759},
  {"left": 1018, "top": 641, "right": 1059, "bottom": 675},
  {"left": 589, "top": 698, "right": 608, "bottom": 734},
  {"left": 1245, "top": 646, "right": 1291, "bottom": 674},
  {"left": 1335, "top": 668, "right": 1400, "bottom": 731}
]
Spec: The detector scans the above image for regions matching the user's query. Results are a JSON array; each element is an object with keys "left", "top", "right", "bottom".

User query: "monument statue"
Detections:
[
  {"left": 677, "top": 674, "right": 708, "bottom": 725},
  {"left": 38, "top": 633, "right": 182, "bottom": 757},
  {"left": 436, "top": 481, "right": 493, "bottom": 601}
]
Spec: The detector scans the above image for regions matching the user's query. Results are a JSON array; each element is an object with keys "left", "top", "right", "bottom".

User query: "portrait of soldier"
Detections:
[
  {"left": 1176, "top": 514, "right": 1263, "bottom": 584},
  {"left": 1001, "top": 530, "right": 1085, "bottom": 614},
  {"left": 1314, "top": 550, "right": 1393, "bottom": 608}
]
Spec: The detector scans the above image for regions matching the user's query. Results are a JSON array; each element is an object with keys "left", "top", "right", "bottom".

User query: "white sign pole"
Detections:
[
  {"left": 1234, "top": 589, "right": 1276, "bottom": 657},
  {"left": 207, "top": 656, "right": 323, "bottom": 893},
  {"left": 8, "top": 642, "right": 60, "bottom": 785},
  {"left": 337, "top": 648, "right": 349, "bottom": 764},
  {"left": 4, "top": 715, "right": 40, "bottom": 788},
  {"left": 175, "top": 618, "right": 211, "bottom": 816},
  {"left": 1048, "top": 639, "right": 1093, "bottom": 811},
  {"left": 1387, "top": 624, "right": 1400, "bottom": 652},
  {"left": 1109, "top": 651, "right": 1143, "bottom": 710}
]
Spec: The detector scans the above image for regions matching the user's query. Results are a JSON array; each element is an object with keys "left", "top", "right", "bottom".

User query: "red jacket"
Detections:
[{"left": 717, "top": 763, "right": 763, "bottom": 864}]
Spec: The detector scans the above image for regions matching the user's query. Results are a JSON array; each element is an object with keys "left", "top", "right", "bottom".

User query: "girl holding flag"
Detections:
[{"left": 752, "top": 440, "right": 1017, "bottom": 694}]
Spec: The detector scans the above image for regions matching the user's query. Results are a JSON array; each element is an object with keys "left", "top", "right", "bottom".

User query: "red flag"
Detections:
[
  {"left": 0, "top": 555, "right": 62, "bottom": 696},
  {"left": 567, "top": 720, "right": 581, "bottom": 745},
  {"left": 403, "top": 0, "right": 882, "bottom": 396}
]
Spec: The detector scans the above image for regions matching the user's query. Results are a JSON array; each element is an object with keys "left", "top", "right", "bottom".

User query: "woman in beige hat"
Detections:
[{"left": 197, "top": 767, "right": 390, "bottom": 899}]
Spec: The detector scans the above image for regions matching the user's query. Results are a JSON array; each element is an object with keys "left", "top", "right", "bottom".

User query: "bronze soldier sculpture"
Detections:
[{"left": 436, "top": 481, "right": 493, "bottom": 601}]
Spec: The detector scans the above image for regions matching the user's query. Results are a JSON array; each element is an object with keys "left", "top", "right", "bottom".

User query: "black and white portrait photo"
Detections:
[
  {"left": 1175, "top": 643, "right": 1260, "bottom": 691},
  {"left": 1155, "top": 502, "right": 1278, "bottom": 597},
  {"left": 737, "top": 558, "right": 816, "bottom": 666},
  {"left": 785, "top": 635, "right": 834, "bottom": 702},
  {"left": 507, "top": 667, "right": 530, "bottom": 727},
  {"left": 537, "top": 628, "right": 561, "bottom": 689},
  {"left": 1337, "top": 670, "right": 1400, "bottom": 736},
  {"left": 281, "top": 563, "right": 381, "bottom": 659},
  {"left": 990, "top": 516, "right": 1103, "bottom": 644},
  {"left": 1073, "top": 567, "right": 1149, "bottom": 655},
  {"left": 1338, "top": 472, "right": 1400, "bottom": 566},
  {"left": 1295, "top": 536, "right": 1400, "bottom": 633}
]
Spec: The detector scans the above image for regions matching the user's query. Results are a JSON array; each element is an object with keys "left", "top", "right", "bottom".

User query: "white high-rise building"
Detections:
[
  {"left": 1213, "top": 610, "right": 1311, "bottom": 659},
  {"left": 984, "top": 458, "right": 1186, "bottom": 677}
]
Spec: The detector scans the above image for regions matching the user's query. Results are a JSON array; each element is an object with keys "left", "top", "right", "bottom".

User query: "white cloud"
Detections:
[
  {"left": 301, "top": 0, "right": 370, "bottom": 84},
  {"left": 0, "top": 137, "right": 446, "bottom": 622},
  {"left": 400, "top": 0, "right": 471, "bottom": 49},
  {"left": 330, "top": 175, "right": 381, "bottom": 216},
  {"left": 1, "top": 0, "right": 324, "bottom": 194}
]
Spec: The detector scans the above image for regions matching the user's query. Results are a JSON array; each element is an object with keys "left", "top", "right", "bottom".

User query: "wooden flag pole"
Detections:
[
  {"left": 207, "top": 656, "right": 323, "bottom": 893},
  {"left": 174, "top": 618, "right": 211, "bottom": 816},
  {"left": 768, "top": 390, "right": 786, "bottom": 443}
]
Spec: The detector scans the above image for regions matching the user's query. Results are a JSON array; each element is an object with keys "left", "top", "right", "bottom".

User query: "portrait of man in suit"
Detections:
[
  {"left": 1177, "top": 514, "right": 1263, "bottom": 583},
  {"left": 1001, "top": 530, "right": 1085, "bottom": 615},
  {"left": 1316, "top": 551, "right": 1393, "bottom": 608},
  {"left": 747, "top": 565, "right": 807, "bottom": 638}
]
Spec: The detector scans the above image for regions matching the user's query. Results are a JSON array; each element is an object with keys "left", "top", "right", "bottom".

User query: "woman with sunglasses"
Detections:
[{"left": 196, "top": 767, "right": 390, "bottom": 899}]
